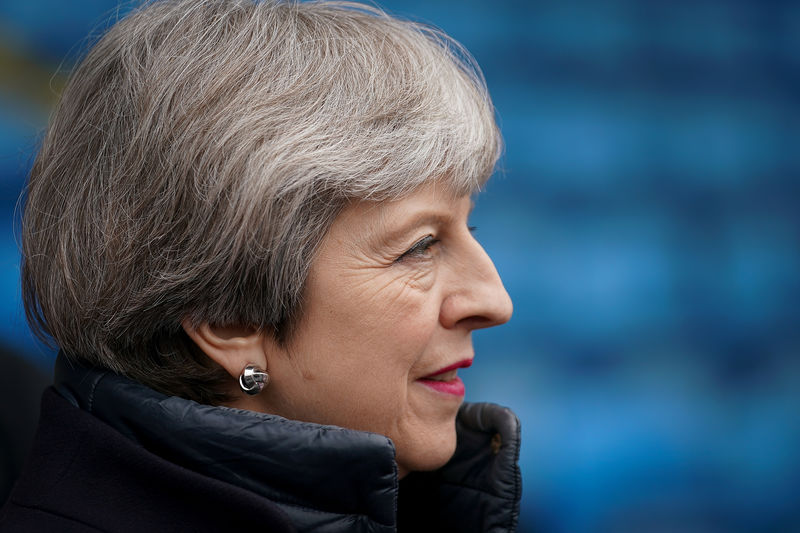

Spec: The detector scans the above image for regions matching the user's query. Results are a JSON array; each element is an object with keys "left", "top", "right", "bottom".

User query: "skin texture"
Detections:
[{"left": 185, "top": 184, "right": 512, "bottom": 476}]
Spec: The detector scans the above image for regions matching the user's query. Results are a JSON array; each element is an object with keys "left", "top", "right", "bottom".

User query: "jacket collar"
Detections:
[{"left": 54, "top": 354, "right": 398, "bottom": 529}]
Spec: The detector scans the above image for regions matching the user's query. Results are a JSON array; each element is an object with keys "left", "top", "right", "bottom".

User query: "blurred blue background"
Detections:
[{"left": 1, "top": 0, "right": 799, "bottom": 531}]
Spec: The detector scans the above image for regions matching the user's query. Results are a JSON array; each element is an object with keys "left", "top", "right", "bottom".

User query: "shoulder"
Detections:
[{"left": 1, "top": 388, "right": 295, "bottom": 533}]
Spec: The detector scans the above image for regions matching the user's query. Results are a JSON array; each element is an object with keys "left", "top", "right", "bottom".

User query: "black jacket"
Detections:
[{"left": 1, "top": 356, "right": 521, "bottom": 532}]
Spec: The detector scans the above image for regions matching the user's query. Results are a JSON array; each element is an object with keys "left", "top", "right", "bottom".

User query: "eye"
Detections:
[{"left": 395, "top": 235, "right": 439, "bottom": 262}]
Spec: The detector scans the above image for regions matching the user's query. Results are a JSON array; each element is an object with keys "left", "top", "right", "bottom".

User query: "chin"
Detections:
[{"left": 397, "top": 424, "right": 458, "bottom": 476}]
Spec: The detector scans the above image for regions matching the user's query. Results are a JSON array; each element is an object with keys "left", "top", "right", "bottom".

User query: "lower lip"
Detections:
[{"left": 417, "top": 376, "right": 465, "bottom": 397}]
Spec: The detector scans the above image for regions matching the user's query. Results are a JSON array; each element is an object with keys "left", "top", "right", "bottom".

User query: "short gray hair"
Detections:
[{"left": 22, "top": 0, "right": 501, "bottom": 403}]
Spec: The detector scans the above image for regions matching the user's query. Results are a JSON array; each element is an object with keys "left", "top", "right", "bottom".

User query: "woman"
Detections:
[{"left": 1, "top": 1, "right": 520, "bottom": 531}]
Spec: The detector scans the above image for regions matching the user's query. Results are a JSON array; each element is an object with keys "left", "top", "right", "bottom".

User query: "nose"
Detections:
[{"left": 439, "top": 237, "right": 513, "bottom": 330}]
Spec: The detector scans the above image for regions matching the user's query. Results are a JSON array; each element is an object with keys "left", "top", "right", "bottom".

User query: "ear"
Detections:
[{"left": 181, "top": 319, "right": 267, "bottom": 380}]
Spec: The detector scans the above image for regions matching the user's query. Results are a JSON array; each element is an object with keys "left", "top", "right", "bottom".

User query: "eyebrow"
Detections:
[{"left": 377, "top": 199, "right": 475, "bottom": 245}]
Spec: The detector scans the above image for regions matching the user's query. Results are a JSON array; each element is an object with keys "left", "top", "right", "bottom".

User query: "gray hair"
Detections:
[{"left": 22, "top": 0, "right": 502, "bottom": 403}]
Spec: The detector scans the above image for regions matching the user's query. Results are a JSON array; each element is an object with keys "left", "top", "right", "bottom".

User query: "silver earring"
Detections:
[{"left": 239, "top": 364, "right": 269, "bottom": 395}]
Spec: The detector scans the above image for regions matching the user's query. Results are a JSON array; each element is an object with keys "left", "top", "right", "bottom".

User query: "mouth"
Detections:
[{"left": 417, "top": 359, "right": 472, "bottom": 397}]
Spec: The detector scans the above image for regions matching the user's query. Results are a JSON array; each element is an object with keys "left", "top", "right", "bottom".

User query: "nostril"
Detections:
[{"left": 456, "top": 316, "right": 496, "bottom": 330}]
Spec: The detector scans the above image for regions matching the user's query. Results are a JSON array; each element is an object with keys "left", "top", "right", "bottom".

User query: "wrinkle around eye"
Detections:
[
  {"left": 342, "top": 253, "right": 436, "bottom": 296},
  {"left": 399, "top": 263, "right": 436, "bottom": 291}
]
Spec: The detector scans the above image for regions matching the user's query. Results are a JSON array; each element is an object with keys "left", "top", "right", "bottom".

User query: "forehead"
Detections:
[
  {"left": 316, "top": 184, "right": 473, "bottom": 260},
  {"left": 342, "top": 184, "right": 473, "bottom": 233}
]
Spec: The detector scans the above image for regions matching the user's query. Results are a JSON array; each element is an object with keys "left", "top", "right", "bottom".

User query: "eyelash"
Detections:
[
  {"left": 395, "top": 226, "right": 476, "bottom": 263},
  {"left": 396, "top": 235, "right": 439, "bottom": 262}
]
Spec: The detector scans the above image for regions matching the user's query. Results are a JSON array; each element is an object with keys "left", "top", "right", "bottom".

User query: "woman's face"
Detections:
[{"left": 259, "top": 184, "right": 512, "bottom": 476}]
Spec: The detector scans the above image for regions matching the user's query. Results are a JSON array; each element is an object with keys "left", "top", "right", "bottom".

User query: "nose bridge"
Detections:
[{"left": 441, "top": 236, "right": 513, "bottom": 329}]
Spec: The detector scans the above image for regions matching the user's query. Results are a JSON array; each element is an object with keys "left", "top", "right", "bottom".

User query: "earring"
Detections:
[{"left": 239, "top": 364, "right": 269, "bottom": 395}]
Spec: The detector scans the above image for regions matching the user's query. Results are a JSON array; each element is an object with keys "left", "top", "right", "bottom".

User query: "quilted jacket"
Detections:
[{"left": 0, "top": 355, "right": 521, "bottom": 532}]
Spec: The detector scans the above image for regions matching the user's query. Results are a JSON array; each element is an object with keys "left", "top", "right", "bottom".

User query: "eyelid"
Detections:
[{"left": 395, "top": 234, "right": 438, "bottom": 262}]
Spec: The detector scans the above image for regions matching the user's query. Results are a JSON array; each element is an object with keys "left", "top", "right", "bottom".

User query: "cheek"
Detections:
[
  {"left": 361, "top": 287, "right": 440, "bottom": 382},
  {"left": 324, "top": 270, "right": 437, "bottom": 353},
  {"left": 290, "top": 277, "right": 439, "bottom": 427}
]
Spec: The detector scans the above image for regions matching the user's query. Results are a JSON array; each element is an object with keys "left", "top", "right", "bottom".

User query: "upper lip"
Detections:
[{"left": 423, "top": 358, "right": 473, "bottom": 378}]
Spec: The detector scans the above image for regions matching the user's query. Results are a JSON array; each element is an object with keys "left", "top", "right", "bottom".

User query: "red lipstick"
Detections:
[
  {"left": 426, "top": 359, "right": 473, "bottom": 377},
  {"left": 418, "top": 377, "right": 465, "bottom": 396},
  {"left": 417, "top": 359, "right": 472, "bottom": 397}
]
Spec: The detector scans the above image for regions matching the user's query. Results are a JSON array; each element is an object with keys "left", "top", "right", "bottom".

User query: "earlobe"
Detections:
[{"left": 180, "top": 319, "right": 267, "bottom": 381}]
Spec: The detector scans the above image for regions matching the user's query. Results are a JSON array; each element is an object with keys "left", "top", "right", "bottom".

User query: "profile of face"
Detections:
[{"left": 188, "top": 183, "right": 512, "bottom": 476}]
